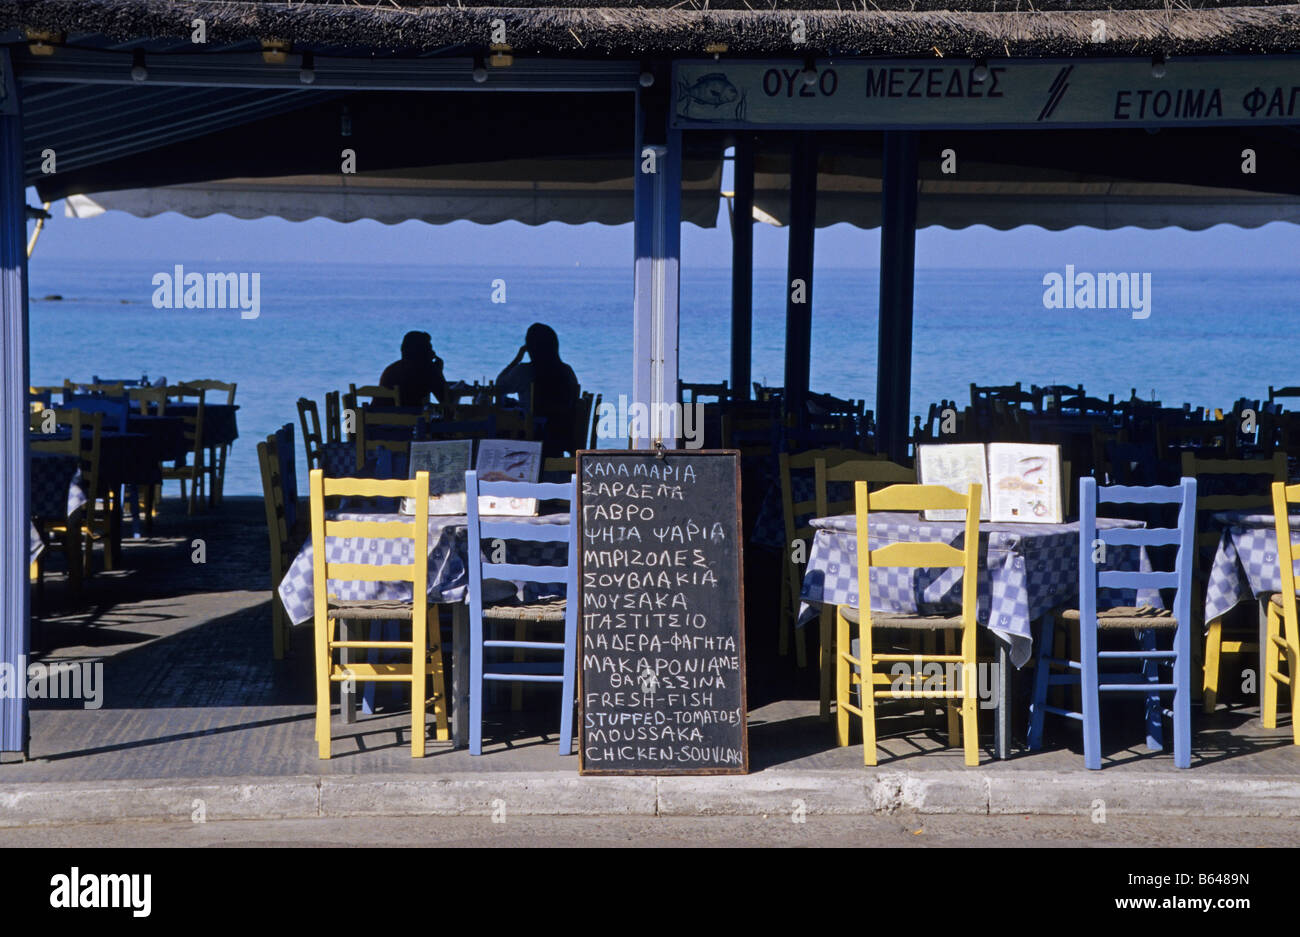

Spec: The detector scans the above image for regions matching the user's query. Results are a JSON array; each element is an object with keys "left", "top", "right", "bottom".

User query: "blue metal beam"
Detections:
[{"left": 0, "top": 48, "right": 30, "bottom": 754}]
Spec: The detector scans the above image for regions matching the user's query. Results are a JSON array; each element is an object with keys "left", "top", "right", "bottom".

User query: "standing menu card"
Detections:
[
  {"left": 474, "top": 439, "right": 543, "bottom": 515},
  {"left": 404, "top": 439, "right": 472, "bottom": 515},
  {"left": 916, "top": 443, "right": 990, "bottom": 521},
  {"left": 918, "top": 442, "right": 1063, "bottom": 523}
]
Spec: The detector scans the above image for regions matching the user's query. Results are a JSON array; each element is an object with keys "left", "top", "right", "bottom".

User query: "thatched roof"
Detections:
[{"left": 2, "top": 0, "right": 1299, "bottom": 59}]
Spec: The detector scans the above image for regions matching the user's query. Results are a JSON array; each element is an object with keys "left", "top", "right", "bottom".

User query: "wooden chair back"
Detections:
[
  {"left": 182, "top": 379, "right": 236, "bottom": 405},
  {"left": 297, "top": 397, "right": 324, "bottom": 470},
  {"left": 258, "top": 437, "right": 293, "bottom": 658},
  {"left": 815, "top": 457, "right": 915, "bottom": 519},
  {"left": 349, "top": 383, "right": 401, "bottom": 408},
  {"left": 128, "top": 385, "right": 168, "bottom": 416},
  {"left": 355, "top": 408, "right": 421, "bottom": 472},
  {"left": 325, "top": 390, "right": 342, "bottom": 443}
]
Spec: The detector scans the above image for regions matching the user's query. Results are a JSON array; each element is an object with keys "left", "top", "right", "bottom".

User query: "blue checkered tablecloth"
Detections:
[
  {"left": 321, "top": 441, "right": 357, "bottom": 478},
  {"left": 278, "top": 511, "right": 570, "bottom": 625},
  {"left": 1203, "top": 511, "right": 1300, "bottom": 623},
  {"left": 30, "top": 452, "right": 89, "bottom": 521},
  {"left": 797, "top": 512, "right": 1152, "bottom": 669}
]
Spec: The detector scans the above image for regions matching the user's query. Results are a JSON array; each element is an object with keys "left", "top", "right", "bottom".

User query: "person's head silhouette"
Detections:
[
  {"left": 401, "top": 330, "right": 434, "bottom": 361},
  {"left": 524, "top": 323, "right": 560, "bottom": 363}
]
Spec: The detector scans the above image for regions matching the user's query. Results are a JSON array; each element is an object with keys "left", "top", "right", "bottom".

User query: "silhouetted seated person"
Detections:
[
  {"left": 380, "top": 331, "right": 449, "bottom": 406},
  {"left": 496, "top": 323, "right": 580, "bottom": 458}
]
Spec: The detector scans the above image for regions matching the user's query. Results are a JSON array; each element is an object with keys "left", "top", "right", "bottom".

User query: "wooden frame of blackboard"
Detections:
[{"left": 574, "top": 449, "right": 749, "bottom": 776}]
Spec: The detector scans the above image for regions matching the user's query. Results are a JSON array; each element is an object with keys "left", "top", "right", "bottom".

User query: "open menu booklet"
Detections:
[
  {"left": 402, "top": 438, "right": 543, "bottom": 516},
  {"left": 916, "top": 442, "right": 1063, "bottom": 523}
]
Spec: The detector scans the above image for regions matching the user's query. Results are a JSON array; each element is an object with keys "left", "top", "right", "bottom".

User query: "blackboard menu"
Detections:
[{"left": 576, "top": 450, "right": 748, "bottom": 775}]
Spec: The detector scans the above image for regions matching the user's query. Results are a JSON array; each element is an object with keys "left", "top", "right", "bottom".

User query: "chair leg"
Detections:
[
  {"left": 1174, "top": 614, "right": 1192, "bottom": 768},
  {"left": 794, "top": 613, "right": 808, "bottom": 669},
  {"left": 316, "top": 614, "right": 332, "bottom": 759},
  {"left": 412, "top": 613, "right": 427, "bottom": 758},
  {"left": 1027, "top": 614, "right": 1057, "bottom": 751},
  {"left": 944, "top": 629, "right": 960, "bottom": 746},
  {"left": 818, "top": 606, "right": 833, "bottom": 721},
  {"left": 1203, "top": 618, "right": 1223, "bottom": 713},
  {"left": 271, "top": 596, "right": 285, "bottom": 660},
  {"left": 1141, "top": 629, "right": 1163, "bottom": 752},
  {"left": 778, "top": 570, "right": 791, "bottom": 657},
  {"left": 1262, "top": 605, "right": 1281, "bottom": 729},
  {"left": 835, "top": 608, "right": 851, "bottom": 747},
  {"left": 559, "top": 608, "right": 578, "bottom": 756},
  {"left": 961, "top": 626, "right": 979, "bottom": 767},
  {"left": 511, "top": 619, "right": 526, "bottom": 711},
  {"left": 427, "top": 614, "right": 450, "bottom": 742},
  {"left": 1081, "top": 617, "right": 1101, "bottom": 770},
  {"left": 470, "top": 611, "right": 484, "bottom": 756},
  {"left": 859, "top": 615, "right": 877, "bottom": 766}
]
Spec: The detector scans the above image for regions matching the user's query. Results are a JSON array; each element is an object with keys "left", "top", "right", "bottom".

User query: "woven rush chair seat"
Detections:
[
  {"left": 1059, "top": 606, "right": 1177, "bottom": 629},
  {"left": 1270, "top": 592, "right": 1300, "bottom": 609},
  {"left": 326, "top": 597, "right": 417, "bottom": 620},
  {"left": 482, "top": 598, "right": 566, "bottom": 623},
  {"left": 839, "top": 605, "right": 964, "bottom": 630}
]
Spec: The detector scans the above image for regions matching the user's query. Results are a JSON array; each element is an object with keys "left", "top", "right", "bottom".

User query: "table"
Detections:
[
  {"left": 278, "top": 511, "right": 570, "bottom": 748},
  {"left": 797, "top": 511, "right": 1151, "bottom": 758},
  {"left": 164, "top": 403, "right": 239, "bottom": 448},
  {"left": 1203, "top": 510, "right": 1300, "bottom": 693}
]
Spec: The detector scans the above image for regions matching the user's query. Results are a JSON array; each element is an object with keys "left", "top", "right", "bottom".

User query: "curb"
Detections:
[{"left": 1, "top": 770, "right": 1299, "bottom": 826}]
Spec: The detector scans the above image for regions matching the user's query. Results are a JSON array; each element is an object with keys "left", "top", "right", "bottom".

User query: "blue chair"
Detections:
[
  {"left": 464, "top": 470, "right": 578, "bottom": 755},
  {"left": 274, "top": 423, "right": 298, "bottom": 534},
  {"left": 1028, "top": 476, "right": 1197, "bottom": 769}
]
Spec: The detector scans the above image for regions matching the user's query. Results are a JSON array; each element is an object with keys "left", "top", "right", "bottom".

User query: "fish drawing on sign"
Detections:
[{"left": 677, "top": 72, "right": 746, "bottom": 121}]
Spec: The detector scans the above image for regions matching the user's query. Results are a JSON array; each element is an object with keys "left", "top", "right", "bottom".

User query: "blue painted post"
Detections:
[
  {"left": 0, "top": 50, "right": 29, "bottom": 756},
  {"left": 631, "top": 86, "right": 681, "bottom": 448},
  {"left": 876, "top": 131, "right": 918, "bottom": 462},
  {"left": 1078, "top": 477, "right": 1102, "bottom": 769}
]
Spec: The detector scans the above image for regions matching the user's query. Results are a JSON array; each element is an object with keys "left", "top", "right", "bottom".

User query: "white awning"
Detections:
[{"left": 63, "top": 158, "right": 725, "bottom": 228}]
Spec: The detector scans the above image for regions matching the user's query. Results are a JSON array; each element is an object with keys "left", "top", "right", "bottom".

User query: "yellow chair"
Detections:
[
  {"left": 1183, "top": 452, "right": 1287, "bottom": 711},
  {"left": 1263, "top": 481, "right": 1300, "bottom": 742},
  {"left": 258, "top": 438, "right": 294, "bottom": 660},
  {"left": 835, "top": 481, "right": 982, "bottom": 766},
  {"left": 310, "top": 469, "right": 449, "bottom": 758},
  {"left": 160, "top": 390, "right": 206, "bottom": 514},
  {"left": 814, "top": 456, "right": 916, "bottom": 719},
  {"left": 777, "top": 449, "right": 865, "bottom": 668},
  {"left": 179, "top": 380, "right": 236, "bottom": 505}
]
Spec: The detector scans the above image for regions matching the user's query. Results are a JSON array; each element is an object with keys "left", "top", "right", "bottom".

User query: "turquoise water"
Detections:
[{"left": 26, "top": 258, "right": 1299, "bottom": 495}]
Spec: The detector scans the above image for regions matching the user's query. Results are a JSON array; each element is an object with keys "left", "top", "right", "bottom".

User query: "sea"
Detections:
[{"left": 26, "top": 258, "right": 1298, "bottom": 496}]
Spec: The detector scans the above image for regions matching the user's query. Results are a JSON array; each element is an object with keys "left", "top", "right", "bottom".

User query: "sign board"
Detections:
[
  {"left": 673, "top": 58, "right": 1300, "bottom": 130},
  {"left": 576, "top": 450, "right": 748, "bottom": 775}
]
